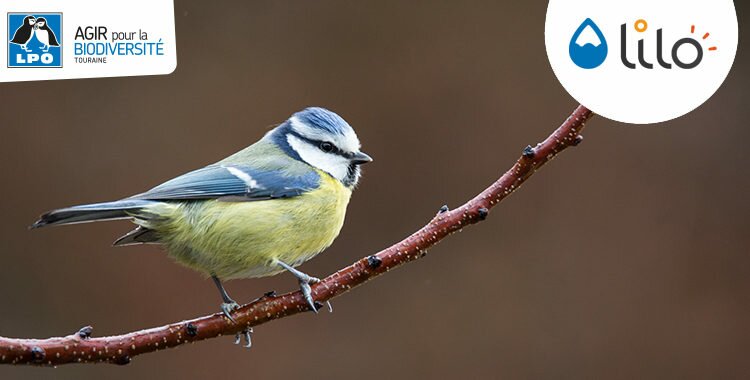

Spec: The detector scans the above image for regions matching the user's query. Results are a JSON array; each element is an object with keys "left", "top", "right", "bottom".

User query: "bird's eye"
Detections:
[{"left": 319, "top": 142, "right": 335, "bottom": 153}]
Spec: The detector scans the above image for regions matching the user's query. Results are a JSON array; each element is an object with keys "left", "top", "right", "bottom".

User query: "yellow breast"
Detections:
[{"left": 155, "top": 169, "right": 352, "bottom": 280}]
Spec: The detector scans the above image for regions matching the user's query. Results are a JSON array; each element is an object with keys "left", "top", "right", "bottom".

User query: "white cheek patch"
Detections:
[
  {"left": 287, "top": 134, "right": 349, "bottom": 181},
  {"left": 289, "top": 116, "right": 361, "bottom": 153}
]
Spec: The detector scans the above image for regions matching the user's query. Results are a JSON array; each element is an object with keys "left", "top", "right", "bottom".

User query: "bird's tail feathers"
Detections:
[
  {"left": 112, "top": 226, "right": 160, "bottom": 246},
  {"left": 30, "top": 199, "right": 157, "bottom": 229}
]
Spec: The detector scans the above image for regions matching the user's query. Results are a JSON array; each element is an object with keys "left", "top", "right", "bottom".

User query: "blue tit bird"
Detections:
[{"left": 32, "top": 107, "right": 372, "bottom": 322}]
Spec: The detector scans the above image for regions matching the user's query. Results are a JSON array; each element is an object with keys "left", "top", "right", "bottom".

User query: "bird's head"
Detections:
[
  {"left": 271, "top": 107, "right": 372, "bottom": 188},
  {"left": 35, "top": 18, "right": 46, "bottom": 29}
]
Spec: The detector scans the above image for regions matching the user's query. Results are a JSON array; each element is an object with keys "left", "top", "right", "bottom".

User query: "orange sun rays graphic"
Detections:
[{"left": 692, "top": 25, "right": 717, "bottom": 51}]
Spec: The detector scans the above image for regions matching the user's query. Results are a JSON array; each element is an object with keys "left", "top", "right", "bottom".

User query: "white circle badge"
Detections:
[{"left": 545, "top": 0, "right": 738, "bottom": 124}]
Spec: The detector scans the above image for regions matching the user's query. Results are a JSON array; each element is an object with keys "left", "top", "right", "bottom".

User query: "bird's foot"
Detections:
[
  {"left": 220, "top": 301, "right": 241, "bottom": 322},
  {"left": 234, "top": 327, "right": 253, "bottom": 348},
  {"left": 276, "top": 260, "right": 333, "bottom": 313},
  {"left": 299, "top": 278, "right": 317, "bottom": 312},
  {"left": 298, "top": 277, "right": 332, "bottom": 314}
]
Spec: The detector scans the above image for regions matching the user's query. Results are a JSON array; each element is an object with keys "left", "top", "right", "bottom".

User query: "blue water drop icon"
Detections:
[{"left": 569, "top": 18, "right": 608, "bottom": 69}]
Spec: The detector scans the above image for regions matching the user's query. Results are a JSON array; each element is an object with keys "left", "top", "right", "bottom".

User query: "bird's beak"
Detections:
[{"left": 351, "top": 151, "right": 373, "bottom": 165}]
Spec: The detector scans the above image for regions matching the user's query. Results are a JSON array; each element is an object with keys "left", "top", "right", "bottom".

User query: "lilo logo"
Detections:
[
  {"left": 569, "top": 18, "right": 608, "bottom": 69},
  {"left": 568, "top": 18, "right": 719, "bottom": 70},
  {"left": 545, "top": 0, "right": 737, "bottom": 124},
  {"left": 7, "top": 13, "right": 62, "bottom": 68}
]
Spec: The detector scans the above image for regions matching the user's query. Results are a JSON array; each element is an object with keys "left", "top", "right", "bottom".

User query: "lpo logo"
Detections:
[
  {"left": 546, "top": 0, "right": 738, "bottom": 124},
  {"left": 7, "top": 13, "right": 62, "bottom": 68}
]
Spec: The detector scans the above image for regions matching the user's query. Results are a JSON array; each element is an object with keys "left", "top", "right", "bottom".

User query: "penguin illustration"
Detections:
[
  {"left": 9, "top": 16, "right": 36, "bottom": 52},
  {"left": 33, "top": 18, "right": 59, "bottom": 52}
]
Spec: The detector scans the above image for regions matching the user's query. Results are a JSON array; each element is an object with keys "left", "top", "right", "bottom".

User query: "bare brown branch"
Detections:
[{"left": 0, "top": 105, "right": 593, "bottom": 366}]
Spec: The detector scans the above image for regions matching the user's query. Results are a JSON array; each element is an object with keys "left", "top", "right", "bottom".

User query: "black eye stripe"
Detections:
[{"left": 288, "top": 131, "right": 351, "bottom": 158}]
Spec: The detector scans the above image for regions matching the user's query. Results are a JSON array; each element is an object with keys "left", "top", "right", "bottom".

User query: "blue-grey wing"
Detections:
[{"left": 128, "top": 165, "right": 320, "bottom": 201}]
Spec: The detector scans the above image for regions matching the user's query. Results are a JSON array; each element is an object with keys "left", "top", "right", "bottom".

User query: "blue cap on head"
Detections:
[{"left": 292, "top": 107, "right": 354, "bottom": 137}]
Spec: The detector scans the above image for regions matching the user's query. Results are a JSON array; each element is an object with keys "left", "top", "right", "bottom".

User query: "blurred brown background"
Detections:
[{"left": 1, "top": 1, "right": 748, "bottom": 379}]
